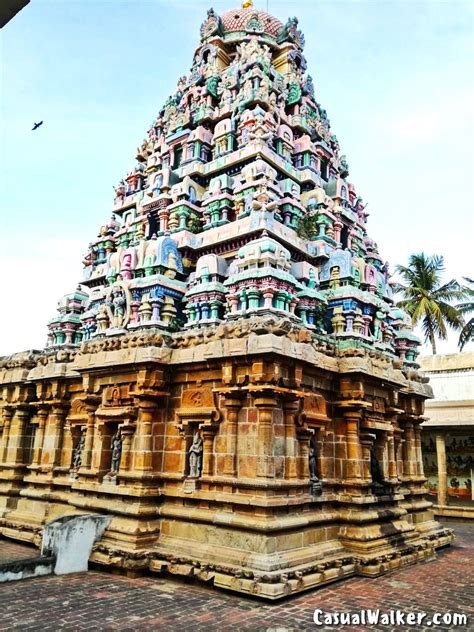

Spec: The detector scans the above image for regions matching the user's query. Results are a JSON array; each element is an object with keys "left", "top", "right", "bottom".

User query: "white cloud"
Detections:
[
  {"left": 373, "top": 88, "right": 474, "bottom": 145},
  {"left": 0, "top": 238, "right": 84, "bottom": 355}
]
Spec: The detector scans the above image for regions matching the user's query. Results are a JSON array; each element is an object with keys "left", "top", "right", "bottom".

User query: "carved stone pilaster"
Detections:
[
  {"left": 282, "top": 397, "right": 300, "bottom": 480},
  {"left": 6, "top": 405, "right": 33, "bottom": 467},
  {"left": 221, "top": 391, "right": 244, "bottom": 477},
  {"left": 201, "top": 424, "right": 219, "bottom": 477},
  {"left": 0, "top": 407, "right": 14, "bottom": 462},
  {"left": 413, "top": 421, "right": 425, "bottom": 477},
  {"left": 80, "top": 407, "right": 97, "bottom": 472},
  {"left": 31, "top": 407, "right": 49, "bottom": 467},
  {"left": 40, "top": 404, "right": 68, "bottom": 472},
  {"left": 120, "top": 425, "right": 135, "bottom": 472},
  {"left": 400, "top": 417, "right": 417, "bottom": 480},
  {"left": 132, "top": 397, "right": 157, "bottom": 473},
  {"left": 386, "top": 431, "right": 398, "bottom": 482},
  {"left": 343, "top": 409, "right": 363, "bottom": 481},
  {"left": 295, "top": 424, "right": 312, "bottom": 480},
  {"left": 359, "top": 432, "right": 375, "bottom": 482},
  {"left": 254, "top": 394, "right": 279, "bottom": 479}
]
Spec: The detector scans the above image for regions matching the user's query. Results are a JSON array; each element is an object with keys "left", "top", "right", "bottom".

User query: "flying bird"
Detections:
[{"left": 32, "top": 121, "right": 43, "bottom": 130}]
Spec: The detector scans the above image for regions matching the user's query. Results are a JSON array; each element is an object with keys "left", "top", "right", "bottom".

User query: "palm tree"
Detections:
[
  {"left": 394, "top": 253, "right": 467, "bottom": 354},
  {"left": 456, "top": 278, "right": 474, "bottom": 351}
]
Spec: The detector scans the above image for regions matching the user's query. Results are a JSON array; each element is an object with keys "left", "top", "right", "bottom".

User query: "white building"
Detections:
[{"left": 419, "top": 352, "right": 474, "bottom": 518}]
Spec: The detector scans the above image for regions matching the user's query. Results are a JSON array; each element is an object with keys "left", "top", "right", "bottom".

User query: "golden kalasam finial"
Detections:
[{"left": 242, "top": 0, "right": 253, "bottom": 8}]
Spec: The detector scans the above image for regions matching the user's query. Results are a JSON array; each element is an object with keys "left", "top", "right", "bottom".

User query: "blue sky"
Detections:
[{"left": 0, "top": 0, "right": 472, "bottom": 355}]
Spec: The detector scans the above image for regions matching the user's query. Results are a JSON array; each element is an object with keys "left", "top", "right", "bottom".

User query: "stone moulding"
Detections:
[{"left": 91, "top": 525, "right": 453, "bottom": 600}]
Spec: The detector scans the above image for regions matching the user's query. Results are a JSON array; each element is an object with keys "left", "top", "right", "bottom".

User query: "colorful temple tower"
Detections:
[{"left": 0, "top": 3, "right": 452, "bottom": 599}]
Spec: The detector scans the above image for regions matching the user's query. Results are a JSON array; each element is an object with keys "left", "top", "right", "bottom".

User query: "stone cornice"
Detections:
[{"left": 0, "top": 316, "right": 431, "bottom": 389}]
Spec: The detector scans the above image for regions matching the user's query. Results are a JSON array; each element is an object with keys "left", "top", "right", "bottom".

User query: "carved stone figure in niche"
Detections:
[
  {"left": 302, "top": 74, "right": 315, "bottom": 97},
  {"left": 370, "top": 445, "right": 384, "bottom": 485},
  {"left": 152, "top": 173, "right": 163, "bottom": 197},
  {"left": 308, "top": 444, "right": 317, "bottom": 478},
  {"left": 256, "top": 75, "right": 271, "bottom": 101},
  {"left": 110, "top": 430, "right": 123, "bottom": 474},
  {"left": 111, "top": 387, "right": 121, "bottom": 407},
  {"left": 308, "top": 441, "right": 322, "bottom": 495},
  {"left": 71, "top": 434, "right": 85, "bottom": 470},
  {"left": 188, "top": 431, "right": 203, "bottom": 478}
]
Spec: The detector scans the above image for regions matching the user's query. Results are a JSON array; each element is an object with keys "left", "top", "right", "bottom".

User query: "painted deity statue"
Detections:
[
  {"left": 248, "top": 111, "right": 274, "bottom": 143},
  {"left": 105, "top": 278, "right": 130, "bottom": 329},
  {"left": 373, "top": 310, "right": 386, "bottom": 341},
  {"left": 251, "top": 190, "right": 278, "bottom": 228},
  {"left": 329, "top": 266, "right": 341, "bottom": 289},
  {"left": 96, "top": 304, "right": 109, "bottom": 332},
  {"left": 110, "top": 288, "right": 126, "bottom": 324}
]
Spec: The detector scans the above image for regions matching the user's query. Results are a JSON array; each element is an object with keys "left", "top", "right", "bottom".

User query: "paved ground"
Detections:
[
  {"left": 0, "top": 520, "right": 472, "bottom": 631},
  {"left": 0, "top": 537, "right": 38, "bottom": 563}
]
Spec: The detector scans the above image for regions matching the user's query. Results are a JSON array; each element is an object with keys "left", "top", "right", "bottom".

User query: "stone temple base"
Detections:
[
  {"left": 0, "top": 322, "right": 454, "bottom": 599},
  {"left": 0, "top": 493, "right": 453, "bottom": 599},
  {"left": 84, "top": 490, "right": 452, "bottom": 599}
]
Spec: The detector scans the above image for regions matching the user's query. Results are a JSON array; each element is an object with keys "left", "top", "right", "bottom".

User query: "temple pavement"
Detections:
[{"left": 0, "top": 519, "right": 471, "bottom": 631}]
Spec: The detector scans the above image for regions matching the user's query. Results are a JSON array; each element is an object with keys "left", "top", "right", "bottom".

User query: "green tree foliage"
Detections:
[
  {"left": 456, "top": 277, "right": 474, "bottom": 351},
  {"left": 296, "top": 212, "right": 320, "bottom": 240},
  {"left": 187, "top": 212, "right": 202, "bottom": 234},
  {"left": 394, "top": 253, "right": 469, "bottom": 354}
]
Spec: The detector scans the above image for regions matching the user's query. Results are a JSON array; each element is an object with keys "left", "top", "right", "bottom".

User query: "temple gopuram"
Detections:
[{"left": 0, "top": 2, "right": 453, "bottom": 599}]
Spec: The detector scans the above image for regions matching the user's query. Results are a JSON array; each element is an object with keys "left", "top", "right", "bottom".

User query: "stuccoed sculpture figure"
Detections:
[{"left": 105, "top": 279, "right": 131, "bottom": 329}]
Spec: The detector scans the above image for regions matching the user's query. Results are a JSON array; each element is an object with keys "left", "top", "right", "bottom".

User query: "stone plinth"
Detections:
[{"left": 0, "top": 323, "right": 453, "bottom": 598}]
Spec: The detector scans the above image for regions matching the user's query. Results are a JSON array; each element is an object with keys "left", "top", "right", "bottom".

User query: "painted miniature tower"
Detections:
[{"left": 0, "top": 2, "right": 452, "bottom": 599}]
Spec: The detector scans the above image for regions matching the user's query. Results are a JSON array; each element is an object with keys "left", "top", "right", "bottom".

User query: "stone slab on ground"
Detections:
[{"left": 0, "top": 520, "right": 472, "bottom": 631}]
